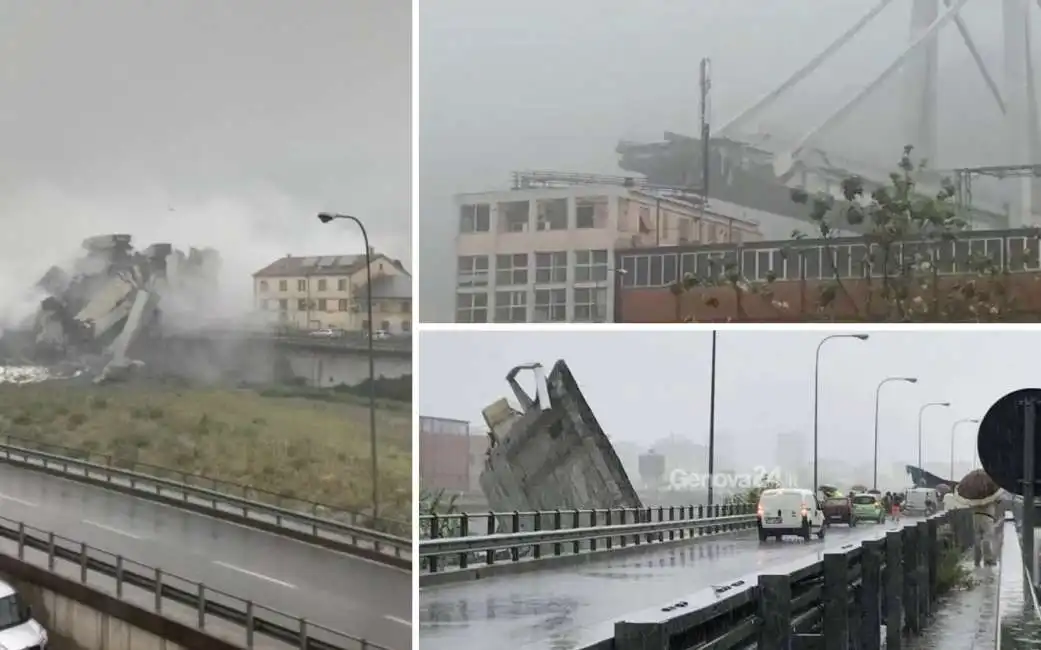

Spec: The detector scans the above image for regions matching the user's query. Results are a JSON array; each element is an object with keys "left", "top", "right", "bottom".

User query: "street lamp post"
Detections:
[
  {"left": 949, "top": 417, "right": 980, "bottom": 480},
  {"left": 813, "top": 333, "right": 869, "bottom": 495},
  {"left": 917, "top": 401, "right": 951, "bottom": 472},
  {"left": 707, "top": 330, "right": 717, "bottom": 507},
  {"left": 317, "top": 212, "right": 379, "bottom": 520},
  {"left": 872, "top": 376, "right": 918, "bottom": 490}
]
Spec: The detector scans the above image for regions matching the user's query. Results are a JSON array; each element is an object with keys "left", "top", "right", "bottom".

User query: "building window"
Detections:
[
  {"left": 499, "top": 201, "right": 529, "bottom": 233},
  {"left": 575, "top": 197, "right": 606, "bottom": 229},
  {"left": 380, "top": 320, "right": 391, "bottom": 332},
  {"left": 457, "top": 255, "right": 489, "bottom": 287},
  {"left": 400, "top": 300, "right": 410, "bottom": 313},
  {"left": 460, "top": 204, "right": 491, "bottom": 233},
  {"left": 535, "top": 199, "right": 567, "bottom": 231},
  {"left": 574, "top": 249, "right": 609, "bottom": 282},
  {"left": 297, "top": 299, "right": 307, "bottom": 310},
  {"left": 297, "top": 279, "right": 306, "bottom": 291},
  {"left": 495, "top": 253, "right": 528, "bottom": 286},
  {"left": 317, "top": 299, "right": 328, "bottom": 311},
  {"left": 573, "top": 287, "right": 607, "bottom": 322},
  {"left": 534, "top": 251, "right": 567, "bottom": 283},
  {"left": 337, "top": 279, "right": 347, "bottom": 291},
  {"left": 533, "top": 288, "right": 566, "bottom": 322},
  {"left": 456, "top": 292, "right": 488, "bottom": 323},
  {"left": 278, "top": 280, "right": 287, "bottom": 291},
  {"left": 278, "top": 299, "right": 288, "bottom": 311},
  {"left": 402, "top": 320, "right": 411, "bottom": 332},
  {"left": 338, "top": 299, "right": 348, "bottom": 311},
  {"left": 259, "top": 280, "right": 268, "bottom": 292},
  {"left": 494, "top": 290, "right": 527, "bottom": 322},
  {"left": 317, "top": 279, "right": 327, "bottom": 291}
]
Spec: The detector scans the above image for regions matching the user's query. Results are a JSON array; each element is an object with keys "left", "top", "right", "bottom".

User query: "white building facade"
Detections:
[{"left": 454, "top": 184, "right": 761, "bottom": 323}]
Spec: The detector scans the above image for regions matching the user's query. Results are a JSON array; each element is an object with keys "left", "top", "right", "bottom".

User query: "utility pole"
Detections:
[{"left": 699, "top": 57, "right": 712, "bottom": 217}]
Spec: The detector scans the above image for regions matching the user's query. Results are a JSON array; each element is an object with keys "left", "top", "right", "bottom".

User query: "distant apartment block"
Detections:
[
  {"left": 252, "top": 251, "right": 412, "bottom": 333},
  {"left": 419, "top": 416, "right": 488, "bottom": 494},
  {"left": 454, "top": 171, "right": 763, "bottom": 323}
]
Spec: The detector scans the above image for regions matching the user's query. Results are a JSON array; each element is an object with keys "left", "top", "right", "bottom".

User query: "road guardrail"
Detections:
[
  {"left": 0, "top": 513, "right": 388, "bottom": 650},
  {"left": 0, "top": 441, "right": 411, "bottom": 568},
  {"left": 2, "top": 434, "right": 409, "bottom": 536},
  {"left": 573, "top": 510, "right": 973, "bottom": 650},
  {"left": 420, "top": 503, "right": 757, "bottom": 580}
]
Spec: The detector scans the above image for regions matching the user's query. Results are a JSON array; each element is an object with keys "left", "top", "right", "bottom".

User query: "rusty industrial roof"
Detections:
[{"left": 252, "top": 253, "right": 409, "bottom": 278}]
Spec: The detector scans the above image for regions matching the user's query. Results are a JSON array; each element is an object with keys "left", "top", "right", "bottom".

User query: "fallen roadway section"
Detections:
[
  {"left": 0, "top": 462, "right": 412, "bottom": 650},
  {"left": 418, "top": 516, "right": 924, "bottom": 650}
]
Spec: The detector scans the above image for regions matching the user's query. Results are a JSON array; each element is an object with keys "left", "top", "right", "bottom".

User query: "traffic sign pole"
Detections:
[{"left": 1024, "top": 398, "right": 1035, "bottom": 584}]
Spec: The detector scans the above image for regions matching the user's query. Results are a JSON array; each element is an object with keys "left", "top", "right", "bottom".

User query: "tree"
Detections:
[
  {"left": 672, "top": 146, "right": 1039, "bottom": 322},
  {"left": 419, "top": 488, "right": 460, "bottom": 539}
]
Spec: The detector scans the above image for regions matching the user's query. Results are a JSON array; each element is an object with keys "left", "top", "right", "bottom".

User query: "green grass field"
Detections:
[{"left": 0, "top": 382, "right": 412, "bottom": 527}]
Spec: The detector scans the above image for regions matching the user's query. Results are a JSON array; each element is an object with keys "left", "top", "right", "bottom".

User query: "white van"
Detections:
[
  {"left": 0, "top": 580, "right": 47, "bottom": 649},
  {"left": 903, "top": 487, "right": 940, "bottom": 515},
  {"left": 756, "top": 488, "right": 826, "bottom": 541}
]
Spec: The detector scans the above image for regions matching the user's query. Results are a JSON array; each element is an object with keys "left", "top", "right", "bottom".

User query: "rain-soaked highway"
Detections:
[
  {"left": 0, "top": 463, "right": 412, "bottom": 650},
  {"left": 419, "top": 520, "right": 913, "bottom": 650}
]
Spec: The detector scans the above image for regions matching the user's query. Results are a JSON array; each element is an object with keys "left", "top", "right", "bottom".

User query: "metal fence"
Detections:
[
  {"left": 576, "top": 510, "right": 973, "bottom": 650},
  {"left": 0, "top": 514, "right": 389, "bottom": 649},
  {"left": 0, "top": 440, "right": 411, "bottom": 563},
  {"left": 2, "top": 434, "right": 409, "bottom": 536},
  {"left": 420, "top": 503, "right": 756, "bottom": 574}
]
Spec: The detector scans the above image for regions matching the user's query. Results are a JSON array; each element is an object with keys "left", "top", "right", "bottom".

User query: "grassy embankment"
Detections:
[{"left": 0, "top": 383, "right": 412, "bottom": 529}]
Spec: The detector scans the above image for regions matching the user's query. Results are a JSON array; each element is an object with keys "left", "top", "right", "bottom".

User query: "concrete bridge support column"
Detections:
[
  {"left": 905, "top": 0, "right": 939, "bottom": 166},
  {"left": 1003, "top": 0, "right": 1035, "bottom": 226}
]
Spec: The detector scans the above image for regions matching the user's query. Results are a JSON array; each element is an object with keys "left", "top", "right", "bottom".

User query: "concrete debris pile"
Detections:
[{"left": 29, "top": 234, "right": 220, "bottom": 383}]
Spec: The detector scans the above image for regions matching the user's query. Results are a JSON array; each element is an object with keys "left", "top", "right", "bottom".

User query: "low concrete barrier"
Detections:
[{"left": 0, "top": 553, "right": 237, "bottom": 650}]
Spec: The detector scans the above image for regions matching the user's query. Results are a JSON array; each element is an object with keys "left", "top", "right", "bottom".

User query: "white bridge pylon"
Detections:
[{"left": 718, "top": 0, "right": 1041, "bottom": 226}]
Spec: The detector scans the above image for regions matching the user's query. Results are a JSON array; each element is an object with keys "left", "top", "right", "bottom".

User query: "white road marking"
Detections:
[
  {"left": 81, "top": 520, "right": 143, "bottom": 540},
  {"left": 0, "top": 493, "right": 37, "bottom": 507},
  {"left": 213, "top": 561, "right": 297, "bottom": 589},
  {"left": 385, "top": 615, "right": 411, "bottom": 626}
]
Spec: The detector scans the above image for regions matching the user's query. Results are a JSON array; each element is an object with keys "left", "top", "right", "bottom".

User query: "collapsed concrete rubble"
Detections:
[
  {"left": 24, "top": 234, "right": 220, "bottom": 383},
  {"left": 479, "top": 360, "right": 642, "bottom": 518}
]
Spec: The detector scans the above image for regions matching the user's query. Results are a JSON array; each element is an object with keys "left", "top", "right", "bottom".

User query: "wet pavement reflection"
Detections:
[{"left": 419, "top": 521, "right": 906, "bottom": 650}]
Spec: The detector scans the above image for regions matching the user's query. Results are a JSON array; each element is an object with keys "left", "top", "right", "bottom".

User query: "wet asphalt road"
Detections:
[
  {"left": 0, "top": 464, "right": 411, "bottom": 650},
  {"left": 419, "top": 520, "right": 914, "bottom": 650}
]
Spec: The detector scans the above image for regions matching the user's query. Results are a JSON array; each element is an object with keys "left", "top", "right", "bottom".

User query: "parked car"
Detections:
[
  {"left": 308, "top": 328, "right": 341, "bottom": 338},
  {"left": 850, "top": 493, "right": 885, "bottom": 524},
  {"left": 903, "top": 487, "right": 940, "bottom": 515}
]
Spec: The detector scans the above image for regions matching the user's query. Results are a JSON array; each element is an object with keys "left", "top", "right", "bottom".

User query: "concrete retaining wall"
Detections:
[{"left": 0, "top": 553, "right": 238, "bottom": 650}]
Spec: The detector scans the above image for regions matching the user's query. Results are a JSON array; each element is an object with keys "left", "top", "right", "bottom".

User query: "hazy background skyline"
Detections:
[
  {"left": 418, "top": 0, "right": 1039, "bottom": 321},
  {"left": 418, "top": 329, "right": 1027, "bottom": 482},
  {"left": 0, "top": 0, "right": 410, "bottom": 327}
]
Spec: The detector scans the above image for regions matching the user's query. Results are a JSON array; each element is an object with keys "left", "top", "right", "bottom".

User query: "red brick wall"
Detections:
[
  {"left": 418, "top": 432, "right": 473, "bottom": 492},
  {"left": 619, "top": 274, "right": 1041, "bottom": 322}
]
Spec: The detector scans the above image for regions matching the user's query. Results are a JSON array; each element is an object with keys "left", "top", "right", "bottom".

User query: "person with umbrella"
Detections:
[{"left": 954, "top": 469, "right": 1003, "bottom": 567}]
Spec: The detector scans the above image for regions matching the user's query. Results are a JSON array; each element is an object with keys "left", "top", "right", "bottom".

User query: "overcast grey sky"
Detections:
[
  {"left": 418, "top": 328, "right": 1031, "bottom": 474},
  {"left": 0, "top": 0, "right": 409, "bottom": 324},
  {"left": 418, "top": 0, "right": 1032, "bottom": 321}
]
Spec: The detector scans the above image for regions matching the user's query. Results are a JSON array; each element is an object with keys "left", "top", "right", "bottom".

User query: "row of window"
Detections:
[
  {"left": 458, "top": 250, "right": 611, "bottom": 288},
  {"left": 259, "top": 298, "right": 411, "bottom": 313},
  {"left": 460, "top": 200, "right": 605, "bottom": 234},
  {"left": 618, "top": 235, "right": 1041, "bottom": 288},
  {"left": 456, "top": 287, "right": 608, "bottom": 323},
  {"left": 258, "top": 278, "right": 353, "bottom": 293}
]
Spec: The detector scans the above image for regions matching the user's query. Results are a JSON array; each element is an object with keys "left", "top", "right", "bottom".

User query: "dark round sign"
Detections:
[{"left": 977, "top": 388, "right": 1041, "bottom": 496}]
